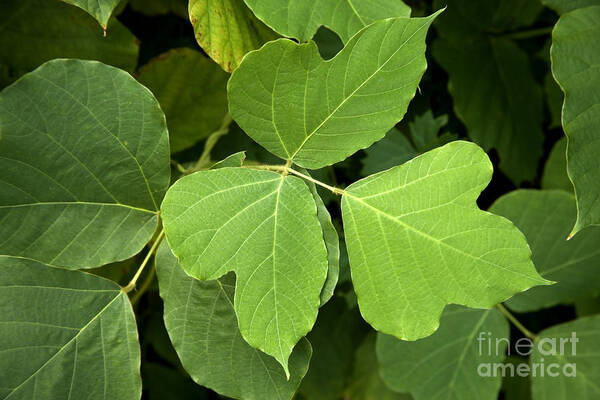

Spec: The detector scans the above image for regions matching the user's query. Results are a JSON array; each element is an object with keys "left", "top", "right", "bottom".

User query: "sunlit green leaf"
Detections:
[
  {"left": 228, "top": 12, "right": 440, "bottom": 169},
  {"left": 342, "top": 141, "right": 549, "bottom": 340},
  {"left": 155, "top": 242, "right": 312, "bottom": 399},
  {"left": 137, "top": 48, "right": 229, "bottom": 153},
  {"left": 243, "top": 0, "right": 410, "bottom": 42},
  {"left": 160, "top": 168, "right": 327, "bottom": 374},
  {"left": 0, "top": 59, "right": 170, "bottom": 269},
  {"left": 189, "top": 0, "right": 277, "bottom": 72},
  {"left": 551, "top": 5, "right": 600, "bottom": 235},
  {"left": 491, "top": 190, "right": 600, "bottom": 312},
  {"left": 378, "top": 306, "right": 509, "bottom": 400},
  {"left": 0, "top": 256, "right": 141, "bottom": 399}
]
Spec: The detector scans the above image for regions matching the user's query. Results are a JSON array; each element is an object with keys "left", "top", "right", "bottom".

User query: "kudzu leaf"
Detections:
[
  {"left": 297, "top": 168, "right": 340, "bottom": 306},
  {"left": 0, "top": 256, "right": 141, "bottom": 399},
  {"left": 541, "top": 0, "right": 600, "bottom": 13},
  {"left": 189, "top": 0, "right": 277, "bottom": 72},
  {"left": 530, "top": 315, "right": 600, "bottom": 399},
  {"left": 0, "top": 0, "right": 138, "bottom": 75},
  {"left": 243, "top": 0, "right": 410, "bottom": 43},
  {"left": 551, "top": 6, "right": 600, "bottom": 235},
  {"left": 542, "top": 138, "right": 572, "bottom": 192},
  {"left": 433, "top": 0, "right": 544, "bottom": 184},
  {"left": 160, "top": 168, "right": 328, "bottom": 375},
  {"left": 501, "top": 357, "right": 532, "bottom": 400},
  {"left": 545, "top": 70, "right": 564, "bottom": 129},
  {"left": 344, "top": 333, "right": 413, "bottom": 400},
  {"left": 341, "top": 141, "right": 549, "bottom": 340},
  {"left": 155, "top": 242, "right": 312, "bottom": 399},
  {"left": 228, "top": 12, "right": 441, "bottom": 169},
  {"left": 137, "top": 48, "right": 229, "bottom": 153},
  {"left": 378, "top": 306, "right": 509, "bottom": 400},
  {"left": 490, "top": 190, "right": 600, "bottom": 312},
  {"left": 60, "top": 0, "right": 121, "bottom": 29},
  {"left": 142, "top": 363, "right": 209, "bottom": 400},
  {"left": 0, "top": 59, "right": 170, "bottom": 269},
  {"left": 297, "top": 298, "right": 367, "bottom": 400}
]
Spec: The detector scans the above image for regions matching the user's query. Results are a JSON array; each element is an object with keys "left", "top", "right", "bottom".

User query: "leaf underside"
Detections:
[
  {"left": 60, "top": 0, "right": 121, "bottom": 28},
  {"left": 228, "top": 12, "right": 441, "bottom": 169},
  {"left": 342, "top": 141, "right": 549, "bottom": 340},
  {"left": 0, "top": 256, "right": 141, "bottom": 400},
  {"left": 0, "top": 59, "right": 170, "bottom": 269},
  {"left": 160, "top": 167, "right": 328, "bottom": 374}
]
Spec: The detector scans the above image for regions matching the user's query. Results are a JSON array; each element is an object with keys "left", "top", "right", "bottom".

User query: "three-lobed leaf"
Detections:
[
  {"left": 0, "top": 59, "right": 170, "bottom": 269},
  {"left": 243, "top": 0, "right": 410, "bottom": 43},
  {"left": 490, "top": 190, "right": 600, "bottom": 312},
  {"left": 155, "top": 242, "right": 311, "bottom": 400},
  {"left": 228, "top": 12, "right": 441, "bottom": 169},
  {"left": 551, "top": 5, "right": 600, "bottom": 235},
  {"left": 0, "top": 256, "right": 141, "bottom": 399},
  {"left": 342, "top": 141, "right": 549, "bottom": 340},
  {"left": 160, "top": 167, "right": 328, "bottom": 375}
]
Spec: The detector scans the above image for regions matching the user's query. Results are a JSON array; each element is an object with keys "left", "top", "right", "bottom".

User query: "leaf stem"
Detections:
[
  {"left": 188, "top": 113, "right": 233, "bottom": 173},
  {"left": 247, "top": 164, "right": 345, "bottom": 195},
  {"left": 130, "top": 263, "right": 156, "bottom": 305},
  {"left": 500, "top": 26, "right": 553, "bottom": 40},
  {"left": 123, "top": 229, "right": 165, "bottom": 293},
  {"left": 496, "top": 303, "right": 537, "bottom": 340}
]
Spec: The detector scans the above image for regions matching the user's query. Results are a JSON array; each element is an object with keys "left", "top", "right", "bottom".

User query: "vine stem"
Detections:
[
  {"left": 247, "top": 164, "right": 345, "bottom": 195},
  {"left": 188, "top": 113, "right": 233, "bottom": 173},
  {"left": 501, "top": 26, "right": 553, "bottom": 40},
  {"left": 130, "top": 264, "right": 156, "bottom": 305},
  {"left": 123, "top": 229, "right": 165, "bottom": 293},
  {"left": 496, "top": 303, "right": 537, "bottom": 340}
]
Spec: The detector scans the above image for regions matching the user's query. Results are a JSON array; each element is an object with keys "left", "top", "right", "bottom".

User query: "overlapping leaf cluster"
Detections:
[{"left": 1, "top": 0, "right": 600, "bottom": 399}]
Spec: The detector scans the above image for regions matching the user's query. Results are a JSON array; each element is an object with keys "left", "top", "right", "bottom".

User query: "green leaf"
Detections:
[
  {"left": 189, "top": 0, "right": 277, "bottom": 73},
  {"left": 137, "top": 48, "right": 229, "bottom": 153},
  {"left": 530, "top": 314, "right": 600, "bottom": 399},
  {"left": 541, "top": 138, "right": 572, "bottom": 192},
  {"left": 0, "top": 256, "right": 141, "bottom": 399},
  {"left": 155, "top": 242, "right": 312, "bottom": 399},
  {"left": 542, "top": 0, "right": 600, "bottom": 14},
  {"left": 142, "top": 363, "right": 209, "bottom": 400},
  {"left": 243, "top": 0, "right": 410, "bottom": 43},
  {"left": 344, "top": 333, "right": 413, "bottom": 400},
  {"left": 0, "top": 59, "right": 170, "bottom": 269},
  {"left": 60, "top": 0, "right": 121, "bottom": 29},
  {"left": 228, "top": 12, "right": 441, "bottom": 169},
  {"left": 341, "top": 141, "right": 549, "bottom": 340},
  {"left": 545, "top": 70, "right": 564, "bottom": 129},
  {"left": 0, "top": 0, "right": 138, "bottom": 75},
  {"left": 297, "top": 168, "right": 340, "bottom": 306},
  {"left": 551, "top": 5, "right": 600, "bottom": 235},
  {"left": 501, "top": 357, "right": 532, "bottom": 400},
  {"left": 297, "top": 298, "right": 367, "bottom": 400},
  {"left": 160, "top": 168, "right": 328, "bottom": 374},
  {"left": 432, "top": 0, "right": 544, "bottom": 183},
  {"left": 377, "top": 306, "right": 509, "bottom": 400},
  {"left": 490, "top": 190, "right": 600, "bottom": 312}
]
